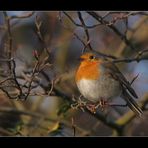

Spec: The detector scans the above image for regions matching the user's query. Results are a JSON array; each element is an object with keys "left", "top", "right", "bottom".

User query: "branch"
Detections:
[
  {"left": 113, "top": 48, "right": 148, "bottom": 63},
  {"left": 86, "top": 11, "right": 136, "bottom": 50},
  {"left": 0, "top": 87, "right": 18, "bottom": 99},
  {"left": 35, "top": 15, "right": 50, "bottom": 55},
  {"left": 0, "top": 77, "right": 13, "bottom": 85},
  {"left": 10, "top": 11, "right": 35, "bottom": 20},
  {"left": 59, "top": 12, "right": 117, "bottom": 59},
  {"left": 77, "top": 11, "right": 93, "bottom": 51},
  {"left": 11, "top": 58, "right": 23, "bottom": 98},
  {"left": 3, "top": 11, "right": 13, "bottom": 71},
  {"left": 86, "top": 109, "right": 123, "bottom": 133},
  {"left": 0, "top": 106, "right": 56, "bottom": 122},
  {"left": 62, "top": 11, "right": 101, "bottom": 29},
  {"left": 50, "top": 86, "right": 124, "bottom": 134},
  {"left": 24, "top": 60, "right": 40, "bottom": 100}
]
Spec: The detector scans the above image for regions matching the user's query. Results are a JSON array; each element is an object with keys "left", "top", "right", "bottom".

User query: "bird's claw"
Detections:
[
  {"left": 99, "top": 99, "right": 108, "bottom": 111},
  {"left": 71, "top": 96, "right": 109, "bottom": 113},
  {"left": 86, "top": 104, "right": 97, "bottom": 113},
  {"left": 86, "top": 99, "right": 108, "bottom": 113}
]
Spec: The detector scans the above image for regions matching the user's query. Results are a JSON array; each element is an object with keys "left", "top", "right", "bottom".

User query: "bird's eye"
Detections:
[{"left": 89, "top": 55, "right": 95, "bottom": 60}]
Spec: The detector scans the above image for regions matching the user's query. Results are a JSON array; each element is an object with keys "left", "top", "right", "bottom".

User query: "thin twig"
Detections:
[
  {"left": 62, "top": 11, "right": 101, "bottom": 29},
  {"left": 87, "top": 11, "right": 136, "bottom": 50},
  {"left": 0, "top": 77, "right": 13, "bottom": 85},
  {"left": 10, "top": 11, "right": 35, "bottom": 20},
  {"left": 130, "top": 74, "right": 139, "bottom": 85},
  {"left": 59, "top": 11, "right": 117, "bottom": 59},
  {"left": 0, "top": 87, "right": 18, "bottom": 99},
  {"left": 0, "top": 106, "right": 56, "bottom": 122},
  {"left": 24, "top": 61, "right": 40, "bottom": 100},
  {"left": 11, "top": 58, "right": 23, "bottom": 98},
  {"left": 3, "top": 11, "right": 13, "bottom": 71},
  {"left": 35, "top": 15, "right": 50, "bottom": 55},
  {"left": 48, "top": 79, "right": 54, "bottom": 96},
  {"left": 113, "top": 49, "right": 148, "bottom": 63},
  {"left": 77, "top": 11, "right": 93, "bottom": 51},
  {"left": 71, "top": 117, "right": 76, "bottom": 136}
]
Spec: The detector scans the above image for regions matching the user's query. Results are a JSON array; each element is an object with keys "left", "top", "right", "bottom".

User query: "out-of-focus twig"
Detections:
[
  {"left": 115, "top": 93, "right": 148, "bottom": 129},
  {"left": 130, "top": 74, "right": 139, "bottom": 85},
  {"left": 3, "top": 11, "right": 13, "bottom": 71},
  {"left": 11, "top": 58, "right": 23, "bottom": 98},
  {"left": 10, "top": 11, "right": 35, "bottom": 20},
  {"left": 113, "top": 48, "right": 148, "bottom": 63},
  {"left": 62, "top": 11, "right": 101, "bottom": 29},
  {"left": 71, "top": 117, "right": 76, "bottom": 136},
  {"left": 59, "top": 11, "right": 117, "bottom": 59},
  {"left": 87, "top": 11, "right": 136, "bottom": 50},
  {"left": 0, "top": 77, "right": 13, "bottom": 85},
  {"left": 35, "top": 15, "right": 50, "bottom": 55},
  {"left": 77, "top": 11, "right": 93, "bottom": 51},
  {"left": 0, "top": 106, "right": 56, "bottom": 122},
  {"left": 0, "top": 87, "right": 18, "bottom": 99},
  {"left": 24, "top": 60, "right": 40, "bottom": 100}
]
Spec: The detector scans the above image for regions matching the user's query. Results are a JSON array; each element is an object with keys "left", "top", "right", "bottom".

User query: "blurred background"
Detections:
[{"left": 0, "top": 11, "right": 148, "bottom": 136}]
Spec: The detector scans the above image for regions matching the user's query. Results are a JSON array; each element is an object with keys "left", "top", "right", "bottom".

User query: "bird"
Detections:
[{"left": 75, "top": 52, "right": 143, "bottom": 116}]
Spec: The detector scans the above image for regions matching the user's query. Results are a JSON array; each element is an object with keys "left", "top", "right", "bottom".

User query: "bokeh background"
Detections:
[{"left": 0, "top": 11, "right": 148, "bottom": 136}]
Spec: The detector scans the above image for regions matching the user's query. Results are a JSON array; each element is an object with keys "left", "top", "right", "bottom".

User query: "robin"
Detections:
[{"left": 75, "top": 52, "right": 143, "bottom": 116}]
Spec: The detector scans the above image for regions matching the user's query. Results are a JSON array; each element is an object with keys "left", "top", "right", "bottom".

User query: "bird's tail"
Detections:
[{"left": 122, "top": 89, "right": 143, "bottom": 117}]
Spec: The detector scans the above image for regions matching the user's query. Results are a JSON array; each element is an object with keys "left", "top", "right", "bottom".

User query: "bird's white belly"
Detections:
[{"left": 77, "top": 76, "right": 122, "bottom": 102}]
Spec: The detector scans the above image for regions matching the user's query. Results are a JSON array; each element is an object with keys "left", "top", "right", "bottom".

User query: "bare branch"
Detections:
[
  {"left": 0, "top": 77, "right": 13, "bottom": 85},
  {"left": 130, "top": 74, "right": 139, "bottom": 85},
  {"left": 71, "top": 117, "right": 76, "bottom": 136},
  {"left": 113, "top": 49, "right": 148, "bottom": 63},
  {"left": 59, "top": 12, "right": 117, "bottom": 59},
  {"left": 0, "top": 106, "right": 56, "bottom": 122},
  {"left": 10, "top": 11, "right": 35, "bottom": 20},
  {"left": 77, "top": 11, "right": 93, "bottom": 51},
  {"left": 86, "top": 11, "right": 136, "bottom": 50},
  {"left": 62, "top": 11, "right": 100, "bottom": 29},
  {"left": 11, "top": 58, "right": 23, "bottom": 98},
  {"left": 35, "top": 15, "right": 50, "bottom": 55},
  {"left": 24, "top": 61, "right": 40, "bottom": 100},
  {"left": 0, "top": 87, "right": 18, "bottom": 99},
  {"left": 48, "top": 79, "right": 54, "bottom": 96},
  {"left": 3, "top": 11, "right": 13, "bottom": 71}
]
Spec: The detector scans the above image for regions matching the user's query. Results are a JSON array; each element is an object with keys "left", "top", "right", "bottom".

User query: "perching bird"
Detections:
[{"left": 75, "top": 52, "right": 143, "bottom": 116}]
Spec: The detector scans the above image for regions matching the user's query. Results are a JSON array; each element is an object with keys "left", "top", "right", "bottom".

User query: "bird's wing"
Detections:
[{"left": 102, "top": 61, "right": 138, "bottom": 98}]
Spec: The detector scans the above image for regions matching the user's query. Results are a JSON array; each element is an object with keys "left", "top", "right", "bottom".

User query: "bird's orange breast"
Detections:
[{"left": 75, "top": 61, "right": 101, "bottom": 82}]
